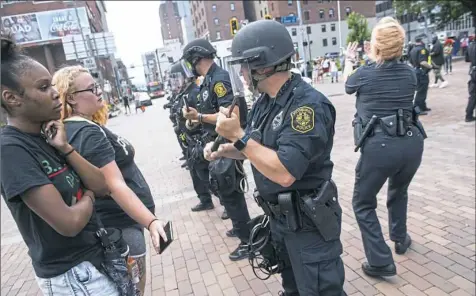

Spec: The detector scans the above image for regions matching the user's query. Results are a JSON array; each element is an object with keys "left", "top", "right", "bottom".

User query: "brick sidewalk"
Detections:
[{"left": 1, "top": 61, "right": 475, "bottom": 296}]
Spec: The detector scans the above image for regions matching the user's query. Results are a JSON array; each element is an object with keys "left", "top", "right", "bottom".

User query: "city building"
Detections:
[
  {"left": 248, "top": 0, "right": 376, "bottom": 59},
  {"left": 176, "top": 1, "right": 194, "bottom": 45},
  {"left": 190, "top": 0, "right": 246, "bottom": 42},
  {"left": 376, "top": 0, "right": 474, "bottom": 45},
  {"left": 141, "top": 39, "right": 182, "bottom": 83},
  {"left": 159, "top": 1, "right": 184, "bottom": 44},
  {"left": 1, "top": 0, "right": 120, "bottom": 97}
]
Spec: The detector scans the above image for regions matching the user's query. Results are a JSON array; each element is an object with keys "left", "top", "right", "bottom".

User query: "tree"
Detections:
[
  {"left": 393, "top": 0, "right": 476, "bottom": 32},
  {"left": 346, "top": 12, "right": 372, "bottom": 46}
]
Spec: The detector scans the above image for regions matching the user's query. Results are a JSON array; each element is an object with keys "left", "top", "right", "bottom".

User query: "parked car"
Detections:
[{"left": 134, "top": 91, "right": 153, "bottom": 107}]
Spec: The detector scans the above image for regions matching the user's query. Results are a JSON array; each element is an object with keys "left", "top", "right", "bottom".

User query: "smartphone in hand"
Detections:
[
  {"left": 41, "top": 123, "right": 57, "bottom": 141},
  {"left": 159, "top": 221, "right": 174, "bottom": 254}
]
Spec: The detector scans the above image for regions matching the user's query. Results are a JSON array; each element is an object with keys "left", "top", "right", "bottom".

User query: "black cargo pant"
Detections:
[
  {"left": 352, "top": 126, "right": 424, "bottom": 267},
  {"left": 219, "top": 161, "right": 251, "bottom": 243},
  {"left": 189, "top": 161, "right": 212, "bottom": 204},
  {"left": 270, "top": 214, "right": 346, "bottom": 295},
  {"left": 466, "top": 72, "right": 476, "bottom": 119},
  {"left": 414, "top": 69, "right": 429, "bottom": 111}
]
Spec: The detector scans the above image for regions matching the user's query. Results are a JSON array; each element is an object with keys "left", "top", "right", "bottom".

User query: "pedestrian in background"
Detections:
[
  {"left": 430, "top": 36, "right": 448, "bottom": 89},
  {"left": 444, "top": 38, "right": 454, "bottom": 75},
  {"left": 330, "top": 58, "right": 339, "bottom": 83}
]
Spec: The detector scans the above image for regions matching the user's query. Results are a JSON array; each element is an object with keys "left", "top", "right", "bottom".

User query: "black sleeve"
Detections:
[
  {"left": 212, "top": 78, "right": 234, "bottom": 108},
  {"left": 1, "top": 145, "right": 51, "bottom": 202},
  {"left": 68, "top": 125, "right": 115, "bottom": 168},
  {"left": 345, "top": 67, "right": 363, "bottom": 95}
]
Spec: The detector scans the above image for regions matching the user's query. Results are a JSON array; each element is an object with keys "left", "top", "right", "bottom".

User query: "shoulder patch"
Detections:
[
  {"left": 291, "top": 106, "right": 315, "bottom": 134},
  {"left": 214, "top": 82, "right": 227, "bottom": 98},
  {"left": 420, "top": 49, "right": 426, "bottom": 55}
]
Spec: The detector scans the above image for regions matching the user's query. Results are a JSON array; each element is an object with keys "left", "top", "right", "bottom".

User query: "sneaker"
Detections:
[
  {"left": 439, "top": 81, "right": 448, "bottom": 88},
  {"left": 429, "top": 83, "right": 439, "bottom": 88},
  {"left": 229, "top": 243, "right": 249, "bottom": 261},
  {"left": 191, "top": 202, "right": 214, "bottom": 212}
]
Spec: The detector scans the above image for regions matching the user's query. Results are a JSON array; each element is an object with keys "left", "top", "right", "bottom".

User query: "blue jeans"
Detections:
[{"left": 36, "top": 261, "right": 119, "bottom": 296}]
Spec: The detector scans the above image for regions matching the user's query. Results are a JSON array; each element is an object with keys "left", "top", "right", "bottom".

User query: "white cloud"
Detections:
[{"left": 105, "top": 1, "right": 163, "bottom": 86}]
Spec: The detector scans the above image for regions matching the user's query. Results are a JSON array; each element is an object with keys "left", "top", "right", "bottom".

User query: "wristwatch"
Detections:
[{"left": 233, "top": 130, "right": 261, "bottom": 151}]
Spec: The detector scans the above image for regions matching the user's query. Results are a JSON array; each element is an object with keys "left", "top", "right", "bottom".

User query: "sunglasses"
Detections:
[{"left": 72, "top": 84, "right": 101, "bottom": 96}]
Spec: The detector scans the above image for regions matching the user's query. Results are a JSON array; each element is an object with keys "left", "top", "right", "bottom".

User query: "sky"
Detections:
[{"left": 105, "top": 1, "right": 164, "bottom": 86}]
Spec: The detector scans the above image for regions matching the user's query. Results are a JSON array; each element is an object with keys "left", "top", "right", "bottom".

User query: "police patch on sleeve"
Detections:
[
  {"left": 214, "top": 82, "right": 227, "bottom": 98},
  {"left": 291, "top": 106, "right": 314, "bottom": 133},
  {"left": 420, "top": 49, "right": 426, "bottom": 55}
]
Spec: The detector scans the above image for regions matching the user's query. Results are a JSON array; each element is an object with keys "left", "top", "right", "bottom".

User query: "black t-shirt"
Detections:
[
  {"left": 345, "top": 61, "right": 416, "bottom": 123},
  {"left": 0, "top": 126, "right": 103, "bottom": 278},
  {"left": 64, "top": 119, "right": 155, "bottom": 228}
]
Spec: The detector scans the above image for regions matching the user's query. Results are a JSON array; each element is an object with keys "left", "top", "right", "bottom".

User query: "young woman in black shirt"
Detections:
[
  {"left": 52, "top": 65, "right": 167, "bottom": 294},
  {"left": 0, "top": 36, "right": 119, "bottom": 295}
]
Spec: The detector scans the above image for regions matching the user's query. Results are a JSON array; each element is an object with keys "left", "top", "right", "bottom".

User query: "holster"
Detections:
[
  {"left": 209, "top": 158, "right": 238, "bottom": 197},
  {"left": 379, "top": 114, "right": 398, "bottom": 136},
  {"left": 413, "top": 107, "right": 428, "bottom": 139},
  {"left": 352, "top": 118, "right": 363, "bottom": 146},
  {"left": 278, "top": 192, "right": 302, "bottom": 232},
  {"left": 299, "top": 180, "right": 342, "bottom": 242},
  {"left": 253, "top": 190, "right": 274, "bottom": 218}
]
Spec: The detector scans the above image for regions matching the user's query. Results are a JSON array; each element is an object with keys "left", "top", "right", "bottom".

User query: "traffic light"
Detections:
[
  {"left": 230, "top": 17, "right": 239, "bottom": 36},
  {"left": 264, "top": 14, "right": 272, "bottom": 20}
]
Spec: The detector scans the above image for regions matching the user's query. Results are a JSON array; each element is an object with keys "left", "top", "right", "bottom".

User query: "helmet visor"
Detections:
[
  {"left": 170, "top": 72, "right": 185, "bottom": 92},
  {"left": 180, "top": 60, "right": 195, "bottom": 79},
  {"left": 228, "top": 61, "right": 257, "bottom": 98}
]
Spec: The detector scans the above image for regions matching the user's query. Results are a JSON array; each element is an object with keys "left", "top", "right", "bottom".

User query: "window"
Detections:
[
  {"left": 260, "top": 10, "right": 263, "bottom": 17},
  {"left": 214, "top": 18, "right": 219, "bottom": 25},
  {"left": 306, "top": 26, "right": 311, "bottom": 34},
  {"left": 288, "top": 0, "right": 292, "bottom": 6},
  {"left": 329, "top": 8, "right": 334, "bottom": 18},
  {"left": 230, "top": 3, "right": 235, "bottom": 11},
  {"left": 319, "top": 9, "right": 324, "bottom": 19},
  {"left": 303, "top": 0, "right": 308, "bottom": 4},
  {"left": 265, "top": 8, "right": 267, "bottom": 15},
  {"left": 201, "top": 8, "right": 204, "bottom": 16},
  {"left": 321, "top": 24, "right": 326, "bottom": 32},
  {"left": 212, "top": 4, "right": 217, "bottom": 12},
  {"left": 331, "top": 23, "right": 336, "bottom": 31},
  {"left": 332, "top": 37, "right": 337, "bottom": 45},
  {"left": 345, "top": 7, "right": 352, "bottom": 16},
  {"left": 323, "top": 38, "right": 328, "bottom": 47},
  {"left": 291, "top": 28, "right": 297, "bottom": 36},
  {"left": 304, "top": 11, "right": 310, "bottom": 21},
  {"left": 216, "top": 31, "right": 221, "bottom": 40},
  {"left": 271, "top": 3, "right": 274, "bottom": 11}
]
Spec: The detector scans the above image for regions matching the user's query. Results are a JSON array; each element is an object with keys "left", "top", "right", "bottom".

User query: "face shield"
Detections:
[
  {"left": 180, "top": 59, "right": 195, "bottom": 80},
  {"left": 169, "top": 72, "right": 185, "bottom": 94},
  {"left": 228, "top": 60, "right": 259, "bottom": 98}
]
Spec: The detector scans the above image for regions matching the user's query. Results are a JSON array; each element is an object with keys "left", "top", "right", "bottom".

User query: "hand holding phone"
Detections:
[
  {"left": 42, "top": 120, "right": 70, "bottom": 153},
  {"left": 159, "top": 221, "right": 174, "bottom": 254}
]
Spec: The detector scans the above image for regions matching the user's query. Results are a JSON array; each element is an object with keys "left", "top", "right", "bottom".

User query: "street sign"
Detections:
[
  {"left": 281, "top": 15, "right": 297, "bottom": 24},
  {"left": 82, "top": 57, "right": 97, "bottom": 71}
]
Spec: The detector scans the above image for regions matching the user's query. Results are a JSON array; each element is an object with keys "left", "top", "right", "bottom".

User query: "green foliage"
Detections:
[
  {"left": 346, "top": 12, "right": 372, "bottom": 45},
  {"left": 393, "top": 0, "right": 475, "bottom": 30}
]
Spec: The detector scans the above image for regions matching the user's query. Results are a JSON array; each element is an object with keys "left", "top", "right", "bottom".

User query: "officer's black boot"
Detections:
[
  {"left": 226, "top": 228, "right": 237, "bottom": 238},
  {"left": 361, "top": 262, "right": 396, "bottom": 277},
  {"left": 191, "top": 202, "right": 214, "bottom": 212},
  {"left": 395, "top": 234, "right": 412, "bottom": 255},
  {"left": 229, "top": 242, "right": 249, "bottom": 261}
]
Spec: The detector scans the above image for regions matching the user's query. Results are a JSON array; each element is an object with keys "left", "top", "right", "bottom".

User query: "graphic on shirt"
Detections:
[
  {"left": 214, "top": 82, "right": 227, "bottom": 98},
  {"left": 41, "top": 159, "right": 64, "bottom": 175},
  {"left": 291, "top": 106, "right": 315, "bottom": 133},
  {"left": 116, "top": 135, "right": 131, "bottom": 156},
  {"left": 202, "top": 90, "right": 209, "bottom": 101},
  {"left": 272, "top": 110, "right": 284, "bottom": 130}
]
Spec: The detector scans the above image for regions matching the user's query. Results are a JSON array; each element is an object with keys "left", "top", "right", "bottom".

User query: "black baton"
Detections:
[
  {"left": 211, "top": 96, "right": 239, "bottom": 152},
  {"left": 354, "top": 115, "right": 378, "bottom": 152}
]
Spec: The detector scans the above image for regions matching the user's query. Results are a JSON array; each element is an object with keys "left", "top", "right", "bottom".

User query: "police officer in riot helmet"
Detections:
[
  {"left": 343, "top": 17, "right": 425, "bottom": 278},
  {"left": 205, "top": 20, "right": 345, "bottom": 295},
  {"left": 464, "top": 36, "right": 476, "bottom": 122},
  {"left": 410, "top": 36, "right": 433, "bottom": 115},
  {"left": 181, "top": 38, "right": 251, "bottom": 261}
]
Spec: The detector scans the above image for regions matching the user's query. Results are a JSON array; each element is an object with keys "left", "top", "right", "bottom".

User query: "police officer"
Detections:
[
  {"left": 181, "top": 39, "right": 251, "bottom": 261},
  {"left": 205, "top": 20, "right": 345, "bottom": 295},
  {"left": 464, "top": 37, "right": 476, "bottom": 122},
  {"left": 410, "top": 37, "right": 433, "bottom": 115},
  {"left": 343, "top": 17, "right": 425, "bottom": 277}
]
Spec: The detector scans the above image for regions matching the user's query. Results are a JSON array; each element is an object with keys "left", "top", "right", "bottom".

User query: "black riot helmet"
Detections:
[
  {"left": 227, "top": 20, "right": 295, "bottom": 96},
  {"left": 432, "top": 36, "right": 438, "bottom": 44},
  {"left": 169, "top": 60, "right": 195, "bottom": 94},
  {"left": 181, "top": 38, "right": 217, "bottom": 77}
]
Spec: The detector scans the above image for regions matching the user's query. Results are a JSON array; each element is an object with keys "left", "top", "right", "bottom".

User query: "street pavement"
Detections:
[{"left": 1, "top": 61, "right": 475, "bottom": 296}]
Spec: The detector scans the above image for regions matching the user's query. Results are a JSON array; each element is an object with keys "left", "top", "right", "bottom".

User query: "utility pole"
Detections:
[
  {"left": 154, "top": 49, "right": 164, "bottom": 82},
  {"left": 296, "top": 0, "right": 308, "bottom": 77},
  {"left": 337, "top": 0, "right": 343, "bottom": 51}
]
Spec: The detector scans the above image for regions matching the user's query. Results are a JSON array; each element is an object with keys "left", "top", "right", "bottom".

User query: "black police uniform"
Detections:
[
  {"left": 410, "top": 43, "right": 431, "bottom": 112},
  {"left": 465, "top": 41, "right": 476, "bottom": 121},
  {"left": 345, "top": 61, "right": 425, "bottom": 272},
  {"left": 250, "top": 74, "right": 345, "bottom": 295},
  {"left": 198, "top": 62, "right": 251, "bottom": 247}
]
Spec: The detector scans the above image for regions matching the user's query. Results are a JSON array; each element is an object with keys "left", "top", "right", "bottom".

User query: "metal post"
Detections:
[
  {"left": 423, "top": 10, "right": 430, "bottom": 44},
  {"left": 155, "top": 49, "right": 164, "bottom": 82},
  {"left": 337, "top": 0, "right": 343, "bottom": 50},
  {"left": 296, "top": 0, "right": 308, "bottom": 77}
]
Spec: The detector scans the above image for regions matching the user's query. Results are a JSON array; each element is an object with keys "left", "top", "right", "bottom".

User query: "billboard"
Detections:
[{"left": 1, "top": 7, "right": 90, "bottom": 45}]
